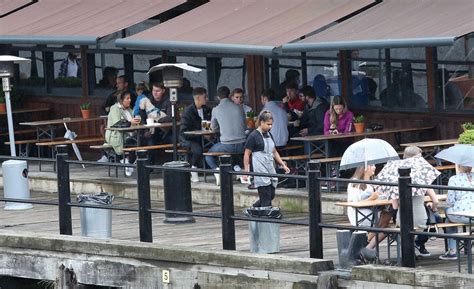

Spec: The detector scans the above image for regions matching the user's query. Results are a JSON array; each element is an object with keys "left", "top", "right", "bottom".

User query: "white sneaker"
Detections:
[
  {"left": 123, "top": 158, "right": 134, "bottom": 177},
  {"left": 191, "top": 166, "right": 199, "bottom": 183},
  {"left": 214, "top": 168, "right": 220, "bottom": 186},
  {"left": 97, "top": 155, "right": 108, "bottom": 162}
]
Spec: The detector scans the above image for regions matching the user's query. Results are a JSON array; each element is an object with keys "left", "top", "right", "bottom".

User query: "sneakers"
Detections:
[
  {"left": 415, "top": 244, "right": 431, "bottom": 257},
  {"left": 439, "top": 249, "right": 457, "bottom": 260},
  {"left": 191, "top": 166, "right": 199, "bottom": 183},
  {"left": 97, "top": 155, "right": 109, "bottom": 162},
  {"left": 214, "top": 168, "right": 220, "bottom": 186},
  {"left": 121, "top": 158, "right": 134, "bottom": 177}
]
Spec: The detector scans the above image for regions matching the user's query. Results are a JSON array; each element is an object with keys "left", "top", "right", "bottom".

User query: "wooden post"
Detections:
[
  {"left": 426, "top": 47, "right": 437, "bottom": 112},
  {"left": 80, "top": 45, "right": 89, "bottom": 98},
  {"left": 246, "top": 55, "right": 265, "bottom": 112},
  {"left": 339, "top": 50, "right": 352, "bottom": 102}
]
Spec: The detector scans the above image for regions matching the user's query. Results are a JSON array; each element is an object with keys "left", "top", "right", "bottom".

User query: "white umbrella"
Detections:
[
  {"left": 435, "top": 144, "right": 474, "bottom": 167},
  {"left": 63, "top": 123, "right": 85, "bottom": 169},
  {"left": 339, "top": 138, "right": 399, "bottom": 170}
]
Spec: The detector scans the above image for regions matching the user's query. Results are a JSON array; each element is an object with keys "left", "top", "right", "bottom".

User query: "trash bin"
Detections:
[
  {"left": 245, "top": 207, "right": 281, "bottom": 253},
  {"left": 2, "top": 160, "right": 32, "bottom": 210},
  {"left": 78, "top": 192, "right": 114, "bottom": 238},
  {"left": 163, "top": 161, "right": 195, "bottom": 223}
]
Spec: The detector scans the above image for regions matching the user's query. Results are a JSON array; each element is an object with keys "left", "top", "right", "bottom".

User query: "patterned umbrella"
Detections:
[
  {"left": 375, "top": 155, "right": 441, "bottom": 199},
  {"left": 339, "top": 138, "right": 399, "bottom": 170}
]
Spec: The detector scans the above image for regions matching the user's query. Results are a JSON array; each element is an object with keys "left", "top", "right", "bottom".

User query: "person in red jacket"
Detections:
[{"left": 282, "top": 82, "right": 304, "bottom": 121}]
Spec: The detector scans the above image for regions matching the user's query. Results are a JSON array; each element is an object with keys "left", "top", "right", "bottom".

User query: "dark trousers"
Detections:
[
  {"left": 182, "top": 140, "right": 202, "bottom": 167},
  {"left": 254, "top": 185, "right": 276, "bottom": 207}
]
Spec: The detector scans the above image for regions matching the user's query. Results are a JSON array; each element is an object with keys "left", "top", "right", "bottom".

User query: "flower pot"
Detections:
[
  {"left": 81, "top": 109, "right": 91, "bottom": 119},
  {"left": 354, "top": 123, "right": 365, "bottom": 133},
  {"left": 0, "top": 103, "right": 6, "bottom": 113},
  {"left": 246, "top": 117, "right": 255, "bottom": 129}
]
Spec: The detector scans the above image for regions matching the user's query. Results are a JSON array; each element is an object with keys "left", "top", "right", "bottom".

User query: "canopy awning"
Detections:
[
  {"left": 116, "top": 0, "right": 375, "bottom": 55},
  {"left": 0, "top": 0, "right": 33, "bottom": 17},
  {"left": 282, "top": 0, "right": 474, "bottom": 52},
  {"left": 0, "top": 0, "right": 185, "bottom": 45}
]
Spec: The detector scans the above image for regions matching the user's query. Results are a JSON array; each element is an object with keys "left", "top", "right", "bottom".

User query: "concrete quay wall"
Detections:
[{"left": 0, "top": 230, "right": 334, "bottom": 288}]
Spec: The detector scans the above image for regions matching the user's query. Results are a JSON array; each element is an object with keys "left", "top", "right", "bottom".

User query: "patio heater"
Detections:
[
  {"left": 147, "top": 63, "right": 202, "bottom": 160},
  {"left": 0, "top": 56, "right": 31, "bottom": 156}
]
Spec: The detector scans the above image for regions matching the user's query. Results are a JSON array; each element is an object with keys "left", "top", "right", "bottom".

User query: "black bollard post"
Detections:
[
  {"left": 56, "top": 145, "right": 72, "bottom": 235},
  {"left": 137, "top": 150, "right": 153, "bottom": 242},
  {"left": 219, "top": 155, "right": 236, "bottom": 250},
  {"left": 308, "top": 160, "right": 323, "bottom": 258},
  {"left": 398, "top": 167, "right": 415, "bottom": 268}
]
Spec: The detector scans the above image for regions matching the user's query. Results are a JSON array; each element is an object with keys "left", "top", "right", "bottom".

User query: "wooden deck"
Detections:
[{"left": 0, "top": 191, "right": 472, "bottom": 274}]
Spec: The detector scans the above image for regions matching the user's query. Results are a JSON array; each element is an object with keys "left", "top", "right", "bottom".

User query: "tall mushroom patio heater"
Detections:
[
  {"left": 147, "top": 63, "right": 202, "bottom": 160},
  {"left": 0, "top": 56, "right": 31, "bottom": 156}
]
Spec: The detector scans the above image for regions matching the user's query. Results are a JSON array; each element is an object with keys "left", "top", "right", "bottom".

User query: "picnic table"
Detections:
[
  {"left": 336, "top": 194, "right": 447, "bottom": 227},
  {"left": 106, "top": 122, "right": 174, "bottom": 147},
  {"left": 291, "top": 126, "right": 435, "bottom": 158},
  {"left": 400, "top": 138, "right": 459, "bottom": 164},
  {"left": 0, "top": 107, "right": 50, "bottom": 116}
]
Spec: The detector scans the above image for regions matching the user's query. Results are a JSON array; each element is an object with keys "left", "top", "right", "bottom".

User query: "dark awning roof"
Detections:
[
  {"left": 116, "top": 0, "right": 374, "bottom": 55},
  {"left": 0, "top": 0, "right": 33, "bottom": 18},
  {"left": 283, "top": 0, "right": 474, "bottom": 52},
  {"left": 0, "top": 0, "right": 185, "bottom": 45}
]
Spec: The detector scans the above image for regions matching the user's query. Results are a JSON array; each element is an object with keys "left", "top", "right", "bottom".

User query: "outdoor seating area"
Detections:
[{"left": 0, "top": 0, "right": 474, "bottom": 286}]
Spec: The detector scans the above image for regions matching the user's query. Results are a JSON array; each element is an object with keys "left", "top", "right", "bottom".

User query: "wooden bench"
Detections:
[
  {"left": 122, "top": 143, "right": 173, "bottom": 153},
  {"left": 0, "top": 128, "right": 36, "bottom": 137},
  {"left": 165, "top": 148, "right": 189, "bottom": 162},
  {"left": 202, "top": 151, "right": 242, "bottom": 157},
  {"left": 277, "top": 145, "right": 304, "bottom": 156},
  {"left": 36, "top": 136, "right": 105, "bottom": 147},
  {"left": 5, "top": 137, "right": 64, "bottom": 157},
  {"left": 280, "top": 153, "right": 323, "bottom": 162}
]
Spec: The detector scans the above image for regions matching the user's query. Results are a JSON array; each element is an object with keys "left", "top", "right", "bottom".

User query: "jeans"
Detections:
[
  {"left": 181, "top": 140, "right": 202, "bottom": 167},
  {"left": 205, "top": 142, "right": 244, "bottom": 169},
  {"left": 445, "top": 208, "right": 470, "bottom": 250}
]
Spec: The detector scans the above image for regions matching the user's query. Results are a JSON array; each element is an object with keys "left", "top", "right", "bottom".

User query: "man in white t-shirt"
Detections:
[{"left": 58, "top": 49, "right": 81, "bottom": 78}]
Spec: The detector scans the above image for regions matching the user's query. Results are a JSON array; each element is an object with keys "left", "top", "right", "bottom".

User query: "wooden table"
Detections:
[
  {"left": 20, "top": 117, "right": 105, "bottom": 170},
  {"left": 400, "top": 138, "right": 458, "bottom": 164},
  {"left": 183, "top": 129, "right": 217, "bottom": 182},
  {"left": 0, "top": 107, "right": 50, "bottom": 116},
  {"left": 106, "top": 122, "right": 174, "bottom": 146},
  {"left": 291, "top": 126, "right": 434, "bottom": 158},
  {"left": 336, "top": 195, "right": 447, "bottom": 227}
]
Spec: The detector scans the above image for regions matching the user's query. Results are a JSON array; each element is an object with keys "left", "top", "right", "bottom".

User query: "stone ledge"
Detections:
[{"left": 0, "top": 230, "right": 333, "bottom": 275}]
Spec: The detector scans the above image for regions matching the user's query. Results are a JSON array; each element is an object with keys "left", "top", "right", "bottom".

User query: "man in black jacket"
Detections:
[
  {"left": 179, "top": 87, "right": 212, "bottom": 182},
  {"left": 297, "top": 85, "right": 329, "bottom": 137}
]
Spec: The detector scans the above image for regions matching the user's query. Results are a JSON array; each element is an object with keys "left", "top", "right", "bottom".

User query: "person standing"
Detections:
[
  {"left": 243, "top": 111, "right": 290, "bottom": 207},
  {"left": 179, "top": 87, "right": 211, "bottom": 182},
  {"left": 206, "top": 86, "right": 246, "bottom": 185},
  {"left": 260, "top": 88, "right": 288, "bottom": 148},
  {"left": 58, "top": 47, "right": 81, "bottom": 78}
]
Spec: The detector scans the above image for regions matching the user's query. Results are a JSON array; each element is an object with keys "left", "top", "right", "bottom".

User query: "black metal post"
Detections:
[
  {"left": 308, "top": 160, "right": 323, "bottom": 258},
  {"left": 137, "top": 150, "right": 153, "bottom": 242},
  {"left": 171, "top": 101, "right": 177, "bottom": 161},
  {"left": 398, "top": 167, "right": 415, "bottom": 268},
  {"left": 219, "top": 155, "right": 236, "bottom": 250},
  {"left": 56, "top": 145, "right": 72, "bottom": 235}
]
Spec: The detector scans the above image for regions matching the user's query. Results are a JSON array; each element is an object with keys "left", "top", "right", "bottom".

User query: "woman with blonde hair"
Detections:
[
  {"left": 323, "top": 96, "right": 354, "bottom": 135},
  {"left": 347, "top": 165, "right": 379, "bottom": 227}
]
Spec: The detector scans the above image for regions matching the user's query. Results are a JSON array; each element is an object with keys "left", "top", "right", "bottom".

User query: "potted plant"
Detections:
[
  {"left": 0, "top": 96, "right": 5, "bottom": 113},
  {"left": 353, "top": 115, "right": 365, "bottom": 133},
  {"left": 459, "top": 123, "right": 474, "bottom": 144},
  {"left": 462, "top": 122, "right": 474, "bottom": 132},
  {"left": 80, "top": 102, "right": 91, "bottom": 119},
  {"left": 246, "top": 111, "right": 255, "bottom": 129}
]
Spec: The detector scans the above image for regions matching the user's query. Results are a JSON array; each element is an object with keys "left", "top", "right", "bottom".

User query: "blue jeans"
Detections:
[
  {"left": 445, "top": 208, "right": 470, "bottom": 250},
  {"left": 205, "top": 142, "right": 244, "bottom": 169}
]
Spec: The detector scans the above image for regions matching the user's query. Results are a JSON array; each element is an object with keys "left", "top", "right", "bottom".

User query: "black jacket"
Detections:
[
  {"left": 179, "top": 103, "right": 212, "bottom": 143},
  {"left": 300, "top": 97, "right": 329, "bottom": 136}
]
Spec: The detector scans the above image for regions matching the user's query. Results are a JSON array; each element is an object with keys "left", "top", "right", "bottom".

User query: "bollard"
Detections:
[
  {"left": 56, "top": 145, "right": 72, "bottom": 235},
  {"left": 137, "top": 150, "right": 153, "bottom": 242},
  {"left": 163, "top": 161, "right": 195, "bottom": 223},
  {"left": 398, "top": 167, "right": 415, "bottom": 268},
  {"left": 337, "top": 230, "right": 368, "bottom": 268},
  {"left": 2, "top": 159, "right": 32, "bottom": 210},
  {"left": 219, "top": 155, "right": 236, "bottom": 250},
  {"left": 308, "top": 160, "right": 323, "bottom": 259}
]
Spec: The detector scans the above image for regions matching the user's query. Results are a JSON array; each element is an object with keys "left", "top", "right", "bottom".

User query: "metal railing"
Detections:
[{"left": 0, "top": 144, "right": 473, "bottom": 273}]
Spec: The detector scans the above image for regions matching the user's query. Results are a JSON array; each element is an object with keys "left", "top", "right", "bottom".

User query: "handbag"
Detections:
[
  {"left": 111, "top": 119, "right": 131, "bottom": 128},
  {"left": 425, "top": 206, "right": 440, "bottom": 235}
]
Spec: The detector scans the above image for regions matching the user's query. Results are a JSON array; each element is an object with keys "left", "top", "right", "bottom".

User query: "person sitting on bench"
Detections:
[{"left": 179, "top": 87, "right": 211, "bottom": 183}]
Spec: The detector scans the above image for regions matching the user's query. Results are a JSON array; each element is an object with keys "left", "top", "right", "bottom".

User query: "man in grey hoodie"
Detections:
[{"left": 205, "top": 86, "right": 247, "bottom": 173}]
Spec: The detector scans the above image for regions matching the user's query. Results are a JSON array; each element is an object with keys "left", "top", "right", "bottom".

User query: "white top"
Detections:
[
  {"left": 347, "top": 183, "right": 375, "bottom": 227},
  {"left": 197, "top": 108, "right": 204, "bottom": 120},
  {"left": 67, "top": 58, "right": 78, "bottom": 77}
]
